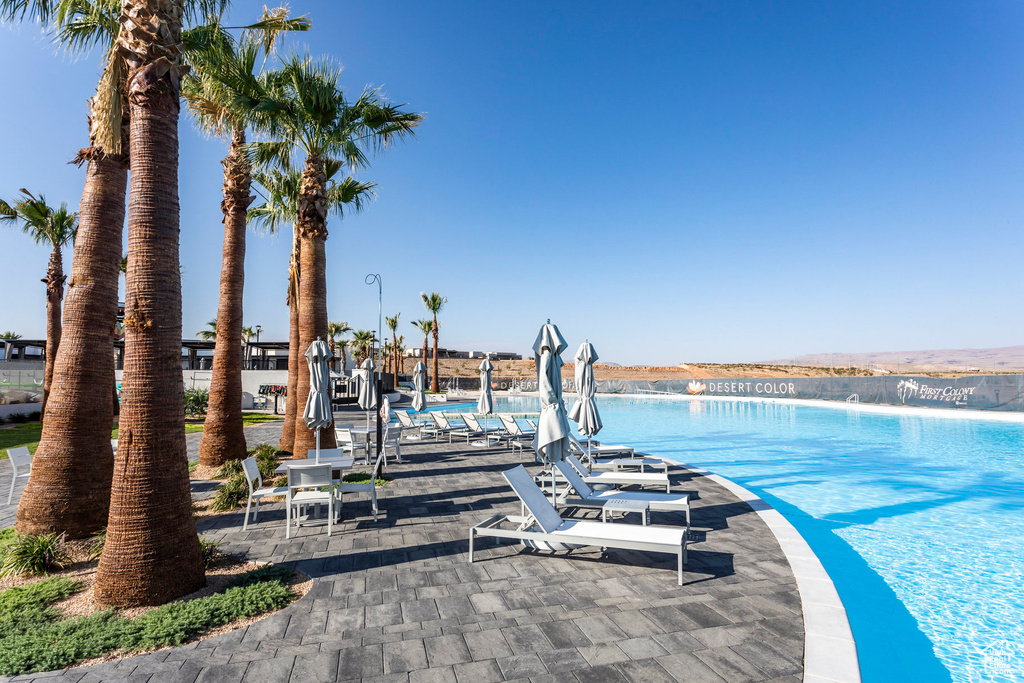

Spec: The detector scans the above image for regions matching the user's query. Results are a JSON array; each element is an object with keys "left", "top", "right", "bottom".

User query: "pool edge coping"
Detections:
[{"left": 680, "top": 461, "right": 862, "bottom": 683}]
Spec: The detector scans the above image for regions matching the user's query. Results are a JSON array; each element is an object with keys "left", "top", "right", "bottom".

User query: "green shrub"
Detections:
[
  {"left": 0, "top": 533, "right": 72, "bottom": 578},
  {"left": 213, "top": 459, "right": 243, "bottom": 479},
  {"left": 188, "top": 460, "right": 199, "bottom": 474},
  {"left": 27, "top": 411, "right": 40, "bottom": 422},
  {"left": 0, "top": 528, "right": 17, "bottom": 549},
  {"left": 252, "top": 445, "right": 279, "bottom": 480},
  {"left": 7, "top": 413, "right": 29, "bottom": 424},
  {"left": 209, "top": 474, "right": 248, "bottom": 512},
  {"left": 183, "top": 388, "right": 209, "bottom": 417},
  {"left": 342, "top": 472, "right": 390, "bottom": 487},
  {"left": 87, "top": 528, "right": 106, "bottom": 562},
  {"left": 0, "top": 566, "right": 295, "bottom": 675},
  {"left": 199, "top": 536, "right": 223, "bottom": 569}
]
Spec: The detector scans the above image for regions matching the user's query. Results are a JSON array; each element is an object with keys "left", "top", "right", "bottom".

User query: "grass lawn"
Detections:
[{"left": 241, "top": 412, "right": 284, "bottom": 426}]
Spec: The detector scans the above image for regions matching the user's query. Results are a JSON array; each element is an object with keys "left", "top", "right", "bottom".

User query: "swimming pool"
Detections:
[{"left": 441, "top": 394, "right": 1024, "bottom": 683}]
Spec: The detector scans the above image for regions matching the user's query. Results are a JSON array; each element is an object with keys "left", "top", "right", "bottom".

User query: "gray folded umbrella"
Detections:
[
  {"left": 358, "top": 357, "right": 378, "bottom": 410},
  {"left": 302, "top": 338, "right": 334, "bottom": 462},
  {"left": 533, "top": 322, "right": 571, "bottom": 504},
  {"left": 477, "top": 357, "right": 494, "bottom": 415},
  {"left": 567, "top": 340, "right": 602, "bottom": 440},
  {"left": 412, "top": 360, "right": 427, "bottom": 413}
]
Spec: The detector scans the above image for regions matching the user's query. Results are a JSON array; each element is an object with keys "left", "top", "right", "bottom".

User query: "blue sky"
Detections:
[{"left": 1, "top": 1, "right": 1022, "bottom": 365}]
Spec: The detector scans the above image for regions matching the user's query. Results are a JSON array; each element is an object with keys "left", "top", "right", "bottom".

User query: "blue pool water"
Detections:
[{"left": 441, "top": 395, "right": 1024, "bottom": 683}]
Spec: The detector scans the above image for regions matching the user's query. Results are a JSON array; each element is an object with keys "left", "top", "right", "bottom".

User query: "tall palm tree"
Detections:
[
  {"left": 0, "top": 190, "right": 77, "bottom": 417},
  {"left": 421, "top": 292, "right": 446, "bottom": 393},
  {"left": 195, "top": 319, "right": 218, "bottom": 341},
  {"left": 396, "top": 334, "right": 406, "bottom": 373},
  {"left": 385, "top": 313, "right": 400, "bottom": 389},
  {"left": 351, "top": 330, "right": 376, "bottom": 365},
  {"left": 186, "top": 9, "right": 309, "bottom": 468},
  {"left": 94, "top": 0, "right": 205, "bottom": 608},
  {"left": 5, "top": 0, "right": 234, "bottom": 540},
  {"left": 235, "top": 55, "right": 420, "bottom": 457},
  {"left": 412, "top": 318, "right": 433, "bottom": 385},
  {"left": 327, "top": 320, "right": 351, "bottom": 372},
  {"left": 249, "top": 167, "right": 375, "bottom": 453}
]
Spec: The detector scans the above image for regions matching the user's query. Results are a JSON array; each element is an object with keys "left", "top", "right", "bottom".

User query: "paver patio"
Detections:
[{"left": 2, "top": 407, "right": 804, "bottom": 682}]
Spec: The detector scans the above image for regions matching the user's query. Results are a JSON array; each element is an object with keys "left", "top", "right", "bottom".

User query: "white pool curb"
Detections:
[{"left": 682, "top": 463, "right": 862, "bottom": 683}]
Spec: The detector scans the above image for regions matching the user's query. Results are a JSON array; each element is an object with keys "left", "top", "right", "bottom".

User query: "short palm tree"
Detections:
[
  {"left": 185, "top": 8, "right": 309, "bottom": 468},
  {"left": 249, "top": 167, "right": 375, "bottom": 453},
  {"left": 232, "top": 53, "right": 421, "bottom": 458},
  {"left": 327, "top": 321, "right": 351, "bottom": 373},
  {"left": 385, "top": 313, "right": 400, "bottom": 389},
  {"left": 196, "top": 319, "right": 218, "bottom": 341},
  {"left": 420, "top": 292, "right": 447, "bottom": 393},
  {"left": 351, "top": 330, "right": 376, "bottom": 365},
  {"left": 412, "top": 318, "right": 433, "bottom": 384},
  {"left": 0, "top": 190, "right": 77, "bottom": 417}
]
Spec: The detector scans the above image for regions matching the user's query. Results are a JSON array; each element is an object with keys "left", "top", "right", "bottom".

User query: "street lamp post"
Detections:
[
  {"left": 365, "top": 274, "right": 383, "bottom": 462},
  {"left": 254, "top": 325, "right": 262, "bottom": 369}
]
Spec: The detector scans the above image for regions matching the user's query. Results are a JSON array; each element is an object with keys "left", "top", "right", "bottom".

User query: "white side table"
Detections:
[{"left": 601, "top": 498, "right": 649, "bottom": 525}]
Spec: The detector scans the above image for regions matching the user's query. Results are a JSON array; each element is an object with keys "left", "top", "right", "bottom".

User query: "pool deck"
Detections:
[{"left": 1, "top": 412, "right": 854, "bottom": 683}]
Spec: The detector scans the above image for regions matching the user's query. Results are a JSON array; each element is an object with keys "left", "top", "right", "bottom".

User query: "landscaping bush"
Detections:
[
  {"left": 213, "top": 459, "right": 243, "bottom": 479},
  {"left": 0, "top": 566, "right": 296, "bottom": 675},
  {"left": 199, "top": 536, "right": 223, "bottom": 569},
  {"left": 183, "top": 387, "right": 209, "bottom": 417},
  {"left": 0, "top": 528, "right": 17, "bottom": 549},
  {"left": 209, "top": 474, "right": 248, "bottom": 512},
  {"left": 214, "top": 445, "right": 278, "bottom": 481},
  {"left": 27, "top": 411, "right": 40, "bottom": 422},
  {"left": 0, "top": 533, "right": 72, "bottom": 578},
  {"left": 341, "top": 472, "right": 390, "bottom": 487},
  {"left": 87, "top": 528, "right": 105, "bottom": 562},
  {"left": 6, "top": 413, "right": 30, "bottom": 424}
]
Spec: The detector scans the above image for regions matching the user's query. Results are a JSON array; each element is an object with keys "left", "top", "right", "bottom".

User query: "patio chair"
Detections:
[
  {"left": 336, "top": 427, "right": 369, "bottom": 464},
  {"left": 461, "top": 414, "right": 502, "bottom": 445},
  {"left": 568, "top": 434, "right": 666, "bottom": 472},
  {"left": 565, "top": 453, "right": 672, "bottom": 492},
  {"left": 337, "top": 451, "right": 383, "bottom": 522},
  {"left": 241, "top": 456, "right": 288, "bottom": 530},
  {"left": 497, "top": 414, "right": 536, "bottom": 449},
  {"left": 6, "top": 446, "right": 31, "bottom": 505},
  {"left": 469, "top": 465, "right": 688, "bottom": 584},
  {"left": 553, "top": 460, "right": 689, "bottom": 531},
  {"left": 286, "top": 463, "right": 334, "bottom": 538},
  {"left": 423, "top": 412, "right": 465, "bottom": 443},
  {"left": 382, "top": 426, "right": 402, "bottom": 465},
  {"left": 395, "top": 410, "right": 430, "bottom": 440}
]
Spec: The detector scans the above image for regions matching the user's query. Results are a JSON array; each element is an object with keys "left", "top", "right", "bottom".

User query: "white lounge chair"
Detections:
[
  {"left": 461, "top": 414, "right": 502, "bottom": 445},
  {"left": 286, "top": 463, "right": 334, "bottom": 539},
  {"left": 497, "top": 415, "right": 536, "bottom": 455},
  {"left": 565, "top": 453, "right": 671, "bottom": 492},
  {"left": 469, "top": 465, "right": 688, "bottom": 584},
  {"left": 337, "top": 451, "right": 383, "bottom": 522},
  {"left": 241, "top": 456, "right": 288, "bottom": 530},
  {"left": 395, "top": 410, "right": 428, "bottom": 440},
  {"left": 568, "top": 434, "right": 666, "bottom": 472},
  {"left": 553, "top": 460, "right": 689, "bottom": 530},
  {"left": 6, "top": 446, "right": 31, "bottom": 505},
  {"left": 423, "top": 412, "right": 464, "bottom": 443}
]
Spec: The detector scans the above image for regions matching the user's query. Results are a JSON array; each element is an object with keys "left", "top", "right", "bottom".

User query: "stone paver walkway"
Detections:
[{"left": 4, "top": 409, "right": 804, "bottom": 682}]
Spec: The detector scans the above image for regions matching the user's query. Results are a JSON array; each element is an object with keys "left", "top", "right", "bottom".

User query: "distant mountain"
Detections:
[{"left": 762, "top": 345, "right": 1024, "bottom": 371}]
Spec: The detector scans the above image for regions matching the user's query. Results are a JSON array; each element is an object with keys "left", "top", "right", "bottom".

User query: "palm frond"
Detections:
[
  {"left": 0, "top": 0, "right": 59, "bottom": 24},
  {"left": 54, "top": 0, "right": 118, "bottom": 55}
]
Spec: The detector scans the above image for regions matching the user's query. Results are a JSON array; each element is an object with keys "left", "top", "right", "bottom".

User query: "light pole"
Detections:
[
  {"left": 365, "top": 274, "right": 383, "bottom": 462},
  {"left": 254, "top": 325, "right": 262, "bottom": 369}
]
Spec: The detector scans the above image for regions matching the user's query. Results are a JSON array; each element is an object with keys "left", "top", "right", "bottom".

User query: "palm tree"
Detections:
[
  {"left": 420, "top": 292, "right": 446, "bottom": 393},
  {"left": 327, "top": 320, "right": 351, "bottom": 372},
  {"left": 396, "top": 334, "right": 406, "bottom": 374},
  {"left": 385, "top": 313, "right": 400, "bottom": 390},
  {"left": 412, "top": 318, "right": 433, "bottom": 386},
  {"left": 235, "top": 55, "right": 420, "bottom": 457},
  {"left": 249, "top": 168, "right": 375, "bottom": 453},
  {"left": 0, "top": 332, "right": 21, "bottom": 340},
  {"left": 186, "top": 8, "right": 309, "bottom": 468},
  {"left": 0, "top": 190, "right": 77, "bottom": 417},
  {"left": 351, "top": 330, "right": 375, "bottom": 365},
  {"left": 195, "top": 319, "right": 218, "bottom": 341},
  {"left": 4, "top": 0, "right": 243, "bottom": 541},
  {"left": 94, "top": 0, "right": 205, "bottom": 608}
]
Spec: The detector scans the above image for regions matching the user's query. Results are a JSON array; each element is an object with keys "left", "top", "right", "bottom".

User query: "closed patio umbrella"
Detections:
[
  {"left": 412, "top": 361, "right": 427, "bottom": 413},
  {"left": 302, "top": 338, "right": 334, "bottom": 463},
  {"left": 567, "top": 340, "right": 602, "bottom": 448},
  {"left": 477, "top": 357, "right": 494, "bottom": 415},
  {"left": 358, "top": 356, "right": 378, "bottom": 428},
  {"left": 533, "top": 321, "right": 570, "bottom": 505}
]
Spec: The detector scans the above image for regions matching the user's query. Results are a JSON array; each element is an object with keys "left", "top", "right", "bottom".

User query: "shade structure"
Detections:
[
  {"left": 533, "top": 322, "right": 571, "bottom": 505},
  {"left": 358, "top": 357, "right": 378, "bottom": 410},
  {"left": 302, "top": 338, "right": 334, "bottom": 462},
  {"left": 477, "top": 357, "right": 494, "bottom": 415},
  {"left": 567, "top": 340, "right": 602, "bottom": 438},
  {"left": 412, "top": 361, "right": 427, "bottom": 413}
]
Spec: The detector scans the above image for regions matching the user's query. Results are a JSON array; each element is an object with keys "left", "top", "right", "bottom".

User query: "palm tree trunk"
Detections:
[
  {"left": 422, "top": 335, "right": 429, "bottom": 385},
  {"left": 292, "top": 155, "right": 336, "bottom": 458},
  {"left": 431, "top": 318, "right": 440, "bottom": 393},
  {"left": 16, "top": 147, "right": 124, "bottom": 538},
  {"left": 280, "top": 227, "right": 299, "bottom": 453},
  {"left": 340, "top": 342, "right": 347, "bottom": 374},
  {"left": 96, "top": 0, "right": 205, "bottom": 607},
  {"left": 40, "top": 246, "right": 66, "bottom": 420},
  {"left": 392, "top": 332, "right": 398, "bottom": 390},
  {"left": 198, "top": 126, "right": 252, "bottom": 467}
]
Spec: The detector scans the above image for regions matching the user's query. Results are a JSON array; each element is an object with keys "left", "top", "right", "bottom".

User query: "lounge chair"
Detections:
[
  {"left": 458, "top": 414, "right": 502, "bottom": 444},
  {"left": 395, "top": 410, "right": 428, "bottom": 440},
  {"left": 241, "top": 456, "right": 288, "bottom": 530},
  {"left": 6, "top": 447, "right": 31, "bottom": 505},
  {"left": 469, "top": 465, "right": 688, "bottom": 584},
  {"left": 565, "top": 453, "right": 671, "bottom": 492},
  {"left": 553, "top": 460, "right": 689, "bottom": 530},
  {"left": 568, "top": 434, "right": 667, "bottom": 472},
  {"left": 497, "top": 415, "right": 536, "bottom": 452},
  {"left": 423, "top": 412, "right": 465, "bottom": 443}
]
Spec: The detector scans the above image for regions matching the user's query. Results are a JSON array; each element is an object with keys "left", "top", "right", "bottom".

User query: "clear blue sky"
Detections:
[{"left": 2, "top": 1, "right": 1022, "bottom": 365}]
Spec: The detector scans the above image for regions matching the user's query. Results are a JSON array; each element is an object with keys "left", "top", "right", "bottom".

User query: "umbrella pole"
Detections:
[{"left": 316, "top": 428, "right": 321, "bottom": 464}]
